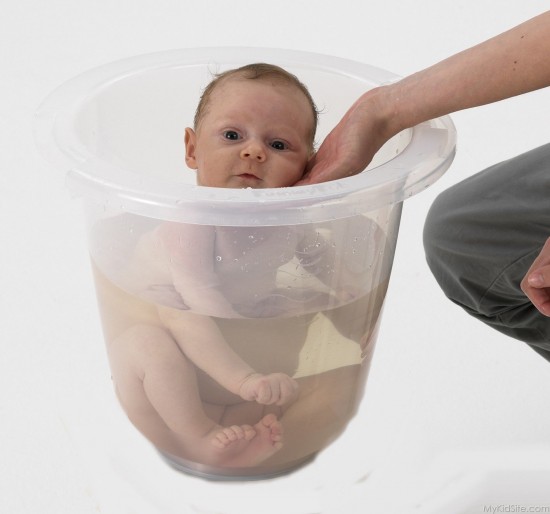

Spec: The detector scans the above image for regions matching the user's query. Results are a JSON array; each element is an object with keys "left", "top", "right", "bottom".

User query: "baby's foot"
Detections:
[
  {"left": 210, "top": 414, "right": 283, "bottom": 467},
  {"left": 253, "top": 413, "right": 283, "bottom": 451},
  {"left": 239, "top": 373, "right": 299, "bottom": 406},
  {"left": 211, "top": 424, "right": 256, "bottom": 450}
]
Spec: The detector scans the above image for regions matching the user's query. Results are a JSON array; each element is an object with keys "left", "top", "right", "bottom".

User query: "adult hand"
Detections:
[
  {"left": 521, "top": 237, "right": 550, "bottom": 317},
  {"left": 295, "top": 88, "right": 394, "bottom": 186}
]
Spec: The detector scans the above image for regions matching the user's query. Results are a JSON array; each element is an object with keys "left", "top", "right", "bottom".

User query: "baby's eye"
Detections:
[
  {"left": 223, "top": 130, "right": 240, "bottom": 140},
  {"left": 270, "top": 140, "right": 287, "bottom": 151}
]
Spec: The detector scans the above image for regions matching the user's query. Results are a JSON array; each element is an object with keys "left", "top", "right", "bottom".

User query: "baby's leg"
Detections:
[{"left": 108, "top": 323, "right": 283, "bottom": 467}]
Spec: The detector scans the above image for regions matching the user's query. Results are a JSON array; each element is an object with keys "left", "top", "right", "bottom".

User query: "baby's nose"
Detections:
[{"left": 240, "top": 141, "right": 266, "bottom": 162}]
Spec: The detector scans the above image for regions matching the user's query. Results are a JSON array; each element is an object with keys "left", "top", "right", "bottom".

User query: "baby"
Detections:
[{"left": 101, "top": 64, "right": 380, "bottom": 470}]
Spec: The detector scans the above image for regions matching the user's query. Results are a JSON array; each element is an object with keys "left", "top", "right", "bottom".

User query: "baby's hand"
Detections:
[{"left": 239, "top": 373, "right": 299, "bottom": 406}]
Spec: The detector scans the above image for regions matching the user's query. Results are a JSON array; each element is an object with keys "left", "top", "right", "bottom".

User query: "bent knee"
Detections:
[
  {"left": 422, "top": 187, "right": 494, "bottom": 311},
  {"left": 423, "top": 188, "right": 463, "bottom": 267},
  {"left": 423, "top": 190, "right": 463, "bottom": 289}
]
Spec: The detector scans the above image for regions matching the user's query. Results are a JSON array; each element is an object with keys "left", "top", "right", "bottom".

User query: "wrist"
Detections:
[
  {"left": 236, "top": 372, "right": 261, "bottom": 398},
  {"left": 372, "top": 75, "right": 439, "bottom": 138},
  {"left": 374, "top": 82, "right": 416, "bottom": 137},
  {"left": 355, "top": 85, "right": 405, "bottom": 145}
]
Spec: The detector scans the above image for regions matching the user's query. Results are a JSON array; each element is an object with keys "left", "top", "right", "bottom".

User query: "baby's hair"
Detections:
[{"left": 194, "top": 63, "right": 319, "bottom": 148}]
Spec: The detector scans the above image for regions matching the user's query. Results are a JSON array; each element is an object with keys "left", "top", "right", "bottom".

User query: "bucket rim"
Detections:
[{"left": 34, "top": 46, "right": 456, "bottom": 224}]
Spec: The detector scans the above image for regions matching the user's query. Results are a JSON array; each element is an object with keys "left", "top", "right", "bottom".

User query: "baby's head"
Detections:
[{"left": 185, "top": 63, "right": 318, "bottom": 188}]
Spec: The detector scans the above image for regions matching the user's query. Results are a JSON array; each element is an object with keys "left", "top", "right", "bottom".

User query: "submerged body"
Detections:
[{"left": 94, "top": 257, "right": 384, "bottom": 470}]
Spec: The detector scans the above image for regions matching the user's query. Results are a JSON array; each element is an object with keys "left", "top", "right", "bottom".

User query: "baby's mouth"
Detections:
[{"left": 237, "top": 173, "right": 260, "bottom": 180}]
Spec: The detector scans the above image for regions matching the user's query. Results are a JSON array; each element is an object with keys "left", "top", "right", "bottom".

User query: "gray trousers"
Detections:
[{"left": 423, "top": 143, "right": 550, "bottom": 361}]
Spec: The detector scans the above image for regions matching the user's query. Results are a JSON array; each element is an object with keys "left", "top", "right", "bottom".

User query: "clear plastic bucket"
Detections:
[{"left": 35, "top": 48, "right": 455, "bottom": 483}]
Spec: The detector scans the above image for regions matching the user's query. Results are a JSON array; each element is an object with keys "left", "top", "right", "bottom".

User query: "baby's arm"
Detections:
[
  {"left": 295, "top": 224, "right": 336, "bottom": 285},
  {"left": 156, "top": 222, "right": 298, "bottom": 404},
  {"left": 158, "top": 305, "right": 298, "bottom": 406},
  {"left": 155, "top": 222, "right": 241, "bottom": 317},
  {"left": 296, "top": 218, "right": 383, "bottom": 300},
  {"left": 294, "top": 223, "right": 352, "bottom": 301}
]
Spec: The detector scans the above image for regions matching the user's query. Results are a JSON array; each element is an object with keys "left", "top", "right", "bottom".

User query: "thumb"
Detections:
[{"left": 528, "top": 265, "right": 550, "bottom": 288}]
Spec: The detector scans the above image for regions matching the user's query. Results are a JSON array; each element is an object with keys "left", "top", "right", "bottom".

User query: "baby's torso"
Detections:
[
  {"left": 212, "top": 226, "right": 298, "bottom": 306},
  {"left": 212, "top": 225, "right": 339, "bottom": 318}
]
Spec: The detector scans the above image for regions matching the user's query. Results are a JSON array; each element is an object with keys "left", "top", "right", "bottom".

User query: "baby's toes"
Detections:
[
  {"left": 242, "top": 424, "right": 256, "bottom": 440},
  {"left": 225, "top": 425, "right": 246, "bottom": 440}
]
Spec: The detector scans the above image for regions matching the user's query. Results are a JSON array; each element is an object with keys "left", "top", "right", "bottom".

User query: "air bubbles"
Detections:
[{"left": 216, "top": 255, "right": 223, "bottom": 262}]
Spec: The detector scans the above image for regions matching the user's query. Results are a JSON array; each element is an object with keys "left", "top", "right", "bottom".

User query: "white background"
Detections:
[{"left": 2, "top": 1, "right": 550, "bottom": 513}]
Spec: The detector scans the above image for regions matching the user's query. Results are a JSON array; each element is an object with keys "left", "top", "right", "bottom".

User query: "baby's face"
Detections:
[{"left": 185, "top": 79, "right": 314, "bottom": 188}]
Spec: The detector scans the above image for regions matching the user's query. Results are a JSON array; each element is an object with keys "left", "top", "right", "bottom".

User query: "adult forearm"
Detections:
[
  {"left": 298, "top": 10, "right": 550, "bottom": 185},
  {"left": 381, "top": 10, "right": 550, "bottom": 135}
]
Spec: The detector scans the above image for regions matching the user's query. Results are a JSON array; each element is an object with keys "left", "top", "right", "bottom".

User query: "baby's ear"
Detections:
[{"left": 184, "top": 127, "right": 198, "bottom": 169}]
